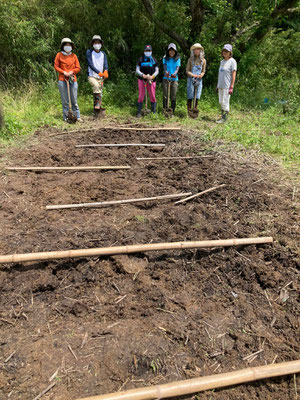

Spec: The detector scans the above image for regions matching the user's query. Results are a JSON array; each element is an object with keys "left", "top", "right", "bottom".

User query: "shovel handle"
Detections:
[{"left": 65, "top": 78, "right": 72, "bottom": 110}]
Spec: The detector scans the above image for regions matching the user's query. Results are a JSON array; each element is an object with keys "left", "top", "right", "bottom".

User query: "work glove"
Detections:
[
  {"left": 165, "top": 72, "right": 170, "bottom": 78},
  {"left": 171, "top": 74, "right": 176, "bottom": 78},
  {"left": 98, "top": 72, "right": 104, "bottom": 77},
  {"left": 228, "top": 87, "right": 233, "bottom": 95},
  {"left": 103, "top": 70, "right": 109, "bottom": 79}
]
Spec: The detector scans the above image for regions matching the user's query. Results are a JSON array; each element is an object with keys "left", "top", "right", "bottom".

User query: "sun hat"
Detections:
[
  {"left": 168, "top": 43, "right": 177, "bottom": 51},
  {"left": 91, "top": 35, "right": 104, "bottom": 46},
  {"left": 60, "top": 38, "right": 74, "bottom": 49},
  {"left": 190, "top": 43, "right": 204, "bottom": 51},
  {"left": 223, "top": 44, "right": 233, "bottom": 53}
]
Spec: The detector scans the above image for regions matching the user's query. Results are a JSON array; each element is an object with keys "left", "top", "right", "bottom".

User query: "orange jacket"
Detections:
[{"left": 54, "top": 52, "right": 81, "bottom": 81}]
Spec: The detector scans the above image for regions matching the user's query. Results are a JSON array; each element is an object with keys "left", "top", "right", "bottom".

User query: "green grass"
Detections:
[{"left": 1, "top": 80, "right": 299, "bottom": 169}]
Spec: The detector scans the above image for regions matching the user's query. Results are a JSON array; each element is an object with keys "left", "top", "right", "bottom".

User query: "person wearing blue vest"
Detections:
[
  {"left": 86, "top": 35, "right": 109, "bottom": 113},
  {"left": 186, "top": 43, "right": 206, "bottom": 114},
  {"left": 136, "top": 45, "right": 159, "bottom": 118},
  {"left": 162, "top": 43, "right": 181, "bottom": 115}
]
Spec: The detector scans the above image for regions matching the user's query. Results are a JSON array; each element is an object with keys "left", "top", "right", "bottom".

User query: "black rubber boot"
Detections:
[
  {"left": 136, "top": 102, "right": 143, "bottom": 118},
  {"left": 163, "top": 97, "right": 167, "bottom": 111},
  {"left": 171, "top": 100, "right": 176, "bottom": 114},
  {"left": 187, "top": 99, "right": 192, "bottom": 111},
  {"left": 151, "top": 102, "right": 157, "bottom": 114}
]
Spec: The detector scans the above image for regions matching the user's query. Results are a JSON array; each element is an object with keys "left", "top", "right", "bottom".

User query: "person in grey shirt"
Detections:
[{"left": 216, "top": 44, "right": 237, "bottom": 123}]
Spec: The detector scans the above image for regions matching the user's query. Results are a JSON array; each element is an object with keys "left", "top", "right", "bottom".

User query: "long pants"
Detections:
[
  {"left": 138, "top": 79, "right": 156, "bottom": 103},
  {"left": 58, "top": 81, "right": 80, "bottom": 120},
  {"left": 162, "top": 79, "right": 178, "bottom": 106},
  {"left": 218, "top": 88, "right": 231, "bottom": 112},
  {"left": 187, "top": 77, "right": 203, "bottom": 100},
  {"left": 88, "top": 76, "right": 103, "bottom": 94}
]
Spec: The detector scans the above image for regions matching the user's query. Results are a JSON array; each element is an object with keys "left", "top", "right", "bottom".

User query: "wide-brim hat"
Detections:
[
  {"left": 190, "top": 43, "right": 204, "bottom": 52},
  {"left": 91, "top": 35, "right": 104, "bottom": 46},
  {"left": 61, "top": 37, "right": 74, "bottom": 49}
]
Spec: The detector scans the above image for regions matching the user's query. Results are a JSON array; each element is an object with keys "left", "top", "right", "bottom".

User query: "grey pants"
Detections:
[
  {"left": 58, "top": 81, "right": 80, "bottom": 120},
  {"left": 162, "top": 79, "right": 178, "bottom": 108}
]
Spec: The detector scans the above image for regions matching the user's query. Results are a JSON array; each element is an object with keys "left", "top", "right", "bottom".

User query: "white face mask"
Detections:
[
  {"left": 144, "top": 51, "right": 152, "bottom": 58},
  {"left": 63, "top": 45, "right": 72, "bottom": 54},
  {"left": 93, "top": 44, "right": 102, "bottom": 51}
]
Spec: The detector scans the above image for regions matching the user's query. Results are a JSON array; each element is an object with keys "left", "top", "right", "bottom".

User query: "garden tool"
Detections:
[
  {"left": 164, "top": 78, "right": 173, "bottom": 118},
  {"left": 65, "top": 77, "right": 77, "bottom": 123},
  {"left": 189, "top": 78, "right": 200, "bottom": 119},
  {"left": 142, "top": 76, "right": 152, "bottom": 116},
  {"left": 94, "top": 77, "right": 106, "bottom": 118}
]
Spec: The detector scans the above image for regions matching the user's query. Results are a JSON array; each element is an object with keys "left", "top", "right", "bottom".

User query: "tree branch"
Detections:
[{"left": 141, "top": 0, "right": 190, "bottom": 56}]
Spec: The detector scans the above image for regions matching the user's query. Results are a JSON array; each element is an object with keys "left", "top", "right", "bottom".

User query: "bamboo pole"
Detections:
[
  {"left": 75, "top": 143, "right": 165, "bottom": 148},
  {"left": 46, "top": 192, "right": 192, "bottom": 210},
  {"left": 5, "top": 166, "right": 131, "bottom": 172},
  {"left": 175, "top": 184, "right": 227, "bottom": 204},
  {"left": 0, "top": 237, "right": 273, "bottom": 264},
  {"left": 75, "top": 359, "right": 300, "bottom": 400},
  {"left": 100, "top": 127, "right": 181, "bottom": 131},
  {"left": 136, "top": 156, "right": 213, "bottom": 161}
]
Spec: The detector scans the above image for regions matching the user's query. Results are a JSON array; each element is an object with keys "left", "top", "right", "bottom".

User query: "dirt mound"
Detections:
[{"left": 0, "top": 123, "right": 299, "bottom": 400}]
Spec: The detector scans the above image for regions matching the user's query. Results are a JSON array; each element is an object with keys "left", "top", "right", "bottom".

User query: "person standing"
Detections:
[
  {"left": 136, "top": 45, "right": 159, "bottom": 118},
  {"left": 186, "top": 43, "right": 206, "bottom": 115},
  {"left": 216, "top": 44, "right": 237, "bottom": 123},
  {"left": 86, "top": 35, "right": 109, "bottom": 114},
  {"left": 162, "top": 43, "right": 181, "bottom": 115},
  {"left": 54, "top": 38, "right": 81, "bottom": 121}
]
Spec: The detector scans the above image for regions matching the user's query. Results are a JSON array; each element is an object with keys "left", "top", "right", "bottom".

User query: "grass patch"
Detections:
[{"left": 1, "top": 80, "right": 299, "bottom": 169}]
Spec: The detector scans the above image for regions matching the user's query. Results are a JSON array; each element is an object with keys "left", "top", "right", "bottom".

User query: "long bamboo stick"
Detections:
[
  {"left": 0, "top": 237, "right": 273, "bottom": 264},
  {"left": 101, "top": 127, "right": 181, "bottom": 131},
  {"left": 75, "top": 143, "right": 165, "bottom": 148},
  {"left": 175, "top": 184, "right": 227, "bottom": 204},
  {"left": 5, "top": 166, "right": 131, "bottom": 171},
  {"left": 75, "top": 359, "right": 300, "bottom": 400},
  {"left": 46, "top": 192, "right": 192, "bottom": 210},
  {"left": 136, "top": 156, "right": 213, "bottom": 161}
]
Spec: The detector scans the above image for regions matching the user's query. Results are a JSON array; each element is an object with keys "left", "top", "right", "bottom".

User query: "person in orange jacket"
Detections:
[
  {"left": 54, "top": 38, "right": 81, "bottom": 121},
  {"left": 86, "top": 35, "right": 109, "bottom": 113}
]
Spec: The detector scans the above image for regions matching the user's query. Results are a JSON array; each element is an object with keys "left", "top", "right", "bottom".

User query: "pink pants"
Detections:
[{"left": 138, "top": 79, "right": 156, "bottom": 103}]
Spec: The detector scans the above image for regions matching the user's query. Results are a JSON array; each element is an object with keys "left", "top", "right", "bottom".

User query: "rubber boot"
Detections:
[
  {"left": 163, "top": 97, "right": 167, "bottom": 111},
  {"left": 94, "top": 94, "right": 101, "bottom": 110},
  {"left": 187, "top": 99, "right": 192, "bottom": 111},
  {"left": 136, "top": 102, "right": 143, "bottom": 118},
  {"left": 195, "top": 99, "right": 199, "bottom": 110},
  {"left": 151, "top": 102, "right": 157, "bottom": 114},
  {"left": 171, "top": 100, "right": 176, "bottom": 115},
  {"left": 216, "top": 110, "right": 228, "bottom": 124}
]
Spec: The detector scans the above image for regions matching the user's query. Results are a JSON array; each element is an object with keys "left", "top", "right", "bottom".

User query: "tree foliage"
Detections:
[{"left": 0, "top": 0, "right": 299, "bottom": 103}]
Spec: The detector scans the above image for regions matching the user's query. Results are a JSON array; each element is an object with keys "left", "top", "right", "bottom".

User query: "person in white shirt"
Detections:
[
  {"left": 216, "top": 44, "right": 237, "bottom": 123},
  {"left": 86, "top": 35, "right": 109, "bottom": 113}
]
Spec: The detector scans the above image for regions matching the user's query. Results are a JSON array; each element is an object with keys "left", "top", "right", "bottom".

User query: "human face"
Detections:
[
  {"left": 169, "top": 49, "right": 175, "bottom": 57},
  {"left": 222, "top": 50, "right": 231, "bottom": 59},
  {"left": 193, "top": 48, "right": 201, "bottom": 56}
]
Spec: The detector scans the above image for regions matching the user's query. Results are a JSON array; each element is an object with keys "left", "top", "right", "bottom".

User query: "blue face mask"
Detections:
[{"left": 144, "top": 51, "right": 152, "bottom": 58}]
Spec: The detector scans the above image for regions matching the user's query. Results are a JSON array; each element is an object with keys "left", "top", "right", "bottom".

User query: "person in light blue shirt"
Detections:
[{"left": 162, "top": 43, "right": 181, "bottom": 115}]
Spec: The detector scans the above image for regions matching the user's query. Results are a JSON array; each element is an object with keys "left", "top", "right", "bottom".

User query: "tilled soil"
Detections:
[{"left": 0, "top": 122, "right": 299, "bottom": 400}]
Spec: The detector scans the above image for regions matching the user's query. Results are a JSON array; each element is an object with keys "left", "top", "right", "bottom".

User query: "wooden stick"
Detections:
[
  {"left": 136, "top": 156, "right": 213, "bottom": 161},
  {"left": 5, "top": 166, "right": 131, "bottom": 172},
  {"left": 75, "top": 143, "right": 165, "bottom": 148},
  {"left": 46, "top": 192, "right": 192, "bottom": 210},
  {"left": 74, "top": 359, "right": 300, "bottom": 400},
  {"left": 175, "top": 184, "right": 227, "bottom": 204},
  {"left": 0, "top": 237, "right": 273, "bottom": 264},
  {"left": 100, "top": 127, "right": 181, "bottom": 131}
]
